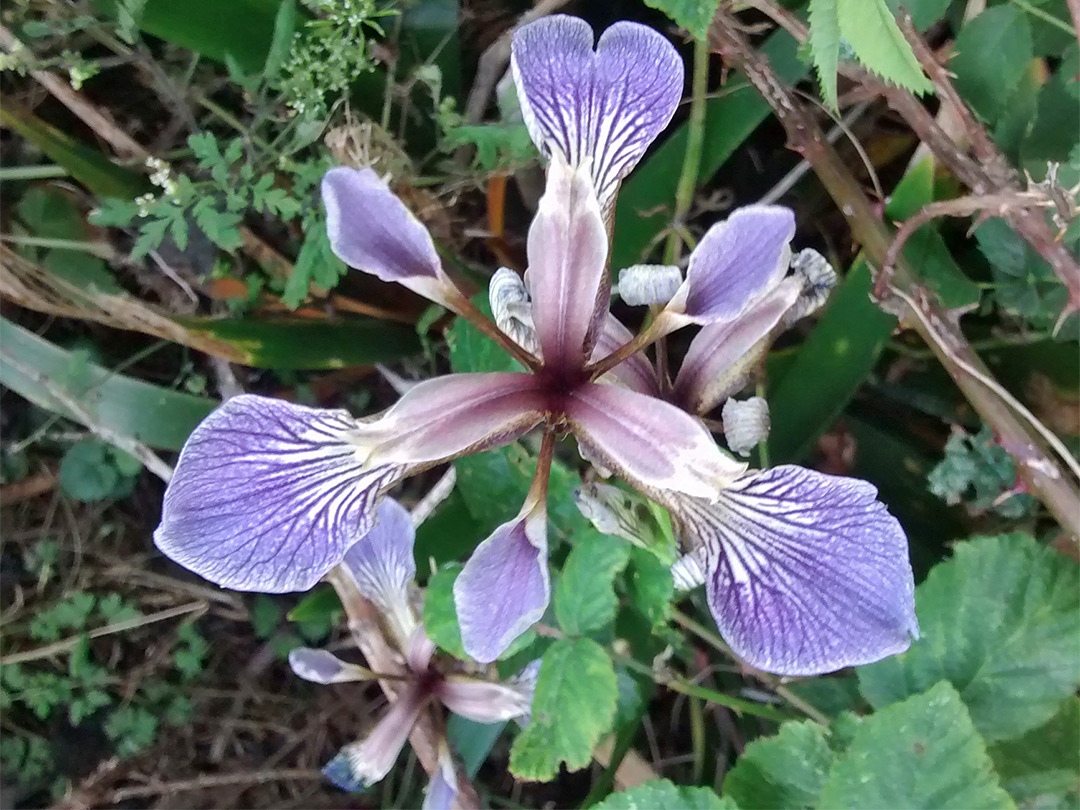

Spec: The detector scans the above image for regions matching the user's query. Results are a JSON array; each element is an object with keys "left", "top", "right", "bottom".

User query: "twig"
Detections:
[
  {"left": 101, "top": 769, "right": 323, "bottom": 804},
  {"left": 708, "top": 7, "right": 1080, "bottom": 537},
  {"left": 0, "top": 352, "right": 175, "bottom": 483},
  {"left": 410, "top": 466, "right": 457, "bottom": 527},
  {"left": 1, "top": 601, "right": 206, "bottom": 665},
  {"left": 879, "top": 192, "right": 1058, "bottom": 296}
]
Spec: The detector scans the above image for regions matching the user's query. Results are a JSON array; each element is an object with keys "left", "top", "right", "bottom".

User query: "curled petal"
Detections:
[
  {"left": 668, "top": 206, "right": 796, "bottom": 324},
  {"left": 422, "top": 743, "right": 459, "bottom": 810},
  {"left": 288, "top": 648, "right": 373, "bottom": 684},
  {"left": 437, "top": 675, "right": 534, "bottom": 723},
  {"left": 349, "top": 373, "right": 546, "bottom": 467},
  {"left": 563, "top": 383, "right": 746, "bottom": 500},
  {"left": 721, "top": 396, "right": 771, "bottom": 458},
  {"left": 589, "top": 314, "right": 659, "bottom": 396},
  {"left": 673, "top": 276, "right": 801, "bottom": 414},
  {"left": 526, "top": 155, "right": 609, "bottom": 374},
  {"left": 489, "top": 267, "right": 541, "bottom": 357},
  {"left": 512, "top": 15, "right": 683, "bottom": 209},
  {"left": 454, "top": 499, "right": 548, "bottom": 663},
  {"left": 154, "top": 395, "right": 400, "bottom": 593},
  {"left": 671, "top": 551, "right": 706, "bottom": 591},
  {"left": 323, "top": 686, "right": 429, "bottom": 790},
  {"left": 323, "top": 167, "right": 458, "bottom": 308},
  {"left": 341, "top": 498, "right": 418, "bottom": 646},
  {"left": 618, "top": 263, "right": 683, "bottom": 307},
  {"left": 670, "top": 466, "right": 919, "bottom": 676}
]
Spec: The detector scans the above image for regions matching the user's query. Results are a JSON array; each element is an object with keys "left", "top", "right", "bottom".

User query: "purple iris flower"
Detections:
[
  {"left": 287, "top": 498, "right": 538, "bottom": 803},
  {"left": 154, "top": 14, "right": 917, "bottom": 677}
]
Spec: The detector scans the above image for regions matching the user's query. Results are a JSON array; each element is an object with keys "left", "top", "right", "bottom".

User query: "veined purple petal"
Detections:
[
  {"left": 526, "top": 155, "right": 608, "bottom": 375},
  {"left": 341, "top": 498, "right": 418, "bottom": 646},
  {"left": 673, "top": 276, "right": 802, "bottom": 414},
  {"left": 454, "top": 499, "right": 548, "bottom": 663},
  {"left": 668, "top": 206, "right": 796, "bottom": 324},
  {"left": 323, "top": 167, "right": 458, "bottom": 308},
  {"left": 436, "top": 675, "right": 534, "bottom": 723},
  {"left": 589, "top": 314, "right": 660, "bottom": 396},
  {"left": 154, "top": 395, "right": 400, "bottom": 593},
  {"left": 349, "top": 373, "right": 547, "bottom": 466},
  {"left": 670, "top": 465, "right": 918, "bottom": 676},
  {"left": 422, "top": 743, "right": 459, "bottom": 810},
  {"left": 288, "top": 647, "right": 372, "bottom": 684},
  {"left": 511, "top": 15, "right": 683, "bottom": 209},
  {"left": 323, "top": 685, "right": 429, "bottom": 790},
  {"left": 563, "top": 383, "right": 746, "bottom": 500}
]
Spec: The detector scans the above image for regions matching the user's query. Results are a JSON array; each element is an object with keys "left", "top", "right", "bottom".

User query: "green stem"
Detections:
[
  {"left": 662, "top": 35, "right": 710, "bottom": 266},
  {"left": 1009, "top": 0, "right": 1075, "bottom": 33},
  {"left": 0, "top": 165, "right": 69, "bottom": 180}
]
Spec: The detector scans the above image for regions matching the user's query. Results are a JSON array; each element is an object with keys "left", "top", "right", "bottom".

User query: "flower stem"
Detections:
[{"left": 445, "top": 287, "right": 542, "bottom": 371}]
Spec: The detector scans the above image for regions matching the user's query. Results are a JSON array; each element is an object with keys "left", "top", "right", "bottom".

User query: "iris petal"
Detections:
[
  {"left": 154, "top": 395, "right": 399, "bottom": 593},
  {"left": 454, "top": 500, "right": 549, "bottom": 663},
  {"left": 511, "top": 15, "right": 683, "bottom": 210},
  {"left": 670, "top": 465, "right": 918, "bottom": 676}
]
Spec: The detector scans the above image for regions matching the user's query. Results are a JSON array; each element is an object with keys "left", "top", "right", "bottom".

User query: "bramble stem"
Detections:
[{"left": 708, "top": 6, "right": 1080, "bottom": 537}]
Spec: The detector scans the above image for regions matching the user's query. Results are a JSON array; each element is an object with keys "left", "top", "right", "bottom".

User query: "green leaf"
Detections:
[
  {"left": 857, "top": 533, "right": 1080, "bottom": 741},
  {"left": 446, "top": 293, "right": 521, "bottom": 374},
  {"left": 282, "top": 226, "right": 347, "bottom": 308},
  {"left": 767, "top": 158, "right": 934, "bottom": 462},
  {"left": 1022, "top": 44, "right": 1080, "bottom": 179},
  {"left": 555, "top": 532, "right": 631, "bottom": 636},
  {"left": 509, "top": 637, "right": 618, "bottom": 781},
  {"left": 950, "top": 7, "right": 1033, "bottom": 122},
  {"left": 625, "top": 547, "right": 674, "bottom": 627},
  {"left": 423, "top": 563, "right": 467, "bottom": 659},
  {"left": 263, "top": 0, "right": 296, "bottom": 80},
  {"left": 0, "top": 317, "right": 215, "bottom": 450},
  {"left": 808, "top": 0, "right": 841, "bottom": 110},
  {"left": 835, "top": 0, "right": 932, "bottom": 95},
  {"left": 447, "top": 714, "right": 505, "bottom": 778},
  {"left": 723, "top": 720, "right": 834, "bottom": 809},
  {"left": 641, "top": 0, "right": 719, "bottom": 39},
  {"left": 59, "top": 439, "right": 126, "bottom": 501},
  {"left": 818, "top": 682, "right": 1013, "bottom": 809},
  {"left": 883, "top": 0, "right": 951, "bottom": 31},
  {"left": 250, "top": 595, "right": 282, "bottom": 639},
  {"left": 989, "top": 697, "right": 1080, "bottom": 806},
  {"left": 287, "top": 585, "right": 342, "bottom": 623},
  {"left": 597, "top": 780, "right": 736, "bottom": 809}
]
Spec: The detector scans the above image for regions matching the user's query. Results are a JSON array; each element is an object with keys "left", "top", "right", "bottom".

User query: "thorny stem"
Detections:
[
  {"left": 878, "top": 192, "right": 1061, "bottom": 299},
  {"left": 708, "top": 7, "right": 1080, "bottom": 538}
]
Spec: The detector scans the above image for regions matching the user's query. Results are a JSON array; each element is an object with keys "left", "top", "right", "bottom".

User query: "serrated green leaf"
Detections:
[
  {"left": 808, "top": 0, "right": 841, "bottom": 110},
  {"left": 555, "top": 532, "right": 631, "bottom": 636},
  {"left": 989, "top": 697, "right": 1080, "bottom": 806},
  {"left": 951, "top": 7, "right": 1033, "bottom": 122},
  {"left": 836, "top": 0, "right": 932, "bottom": 95},
  {"left": 723, "top": 720, "right": 834, "bottom": 809},
  {"left": 641, "top": 0, "right": 719, "bottom": 39},
  {"left": 625, "top": 547, "right": 674, "bottom": 626},
  {"left": 509, "top": 637, "right": 618, "bottom": 780},
  {"left": 819, "top": 682, "right": 1013, "bottom": 809},
  {"left": 857, "top": 533, "right": 1080, "bottom": 741},
  {"left": 598, "top": 780, "right": 735, "bottom": 809}
]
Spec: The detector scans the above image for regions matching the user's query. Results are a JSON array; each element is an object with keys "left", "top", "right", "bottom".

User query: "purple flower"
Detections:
[
  {"left": 287, "top": 499, "right": 538, "bottom": 800},
  {"left": 154, "top": 15, "right": 917, "bottom": 677}
]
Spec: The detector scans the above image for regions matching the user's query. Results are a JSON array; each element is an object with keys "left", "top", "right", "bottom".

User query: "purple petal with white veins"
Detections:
[
  {"left": 589, "top": 314, "right": 659, "bottom": 396},
  {"left": 288, "top": 648, "right": 371, "bottom": 684},
  {"left": 670, "top": 465, "right": 918, "bottom": 676},
  {"left": 669, "top": 206, "right": 796, "bottom": 324},
  {"left": 154, "top": 395, "right": 400, "bottom": 593},
  {"left": 673, "top": 276, "right": 802, "bottom": 414},
  {"left": 437, "top": 675, "right": 534, "bottom": 723},
  {"left": 562, "top": 383, "right": 746, "bottom": 500},
  {"left": 422, "top": 744, "right": 459, "bottom": 810},
  {"left": 349, "top": 373, "right": 547, "bottom": 466},
  {"left": 454, "top": 500, "right": 548, "bottom": 663},
  {"left": 323, "top": 686, "right": 429, "bottom": 790},
  {"left": 526, "top": 155, "right": 608, "bottom": 375},
  {"left": 512, "top": 15, "right": 683, "bottom": 209},
  {"left": 340, "top": 498, "right": 418, "bottom": 646},
  {"left": 323, "top": 167, "right": 457, "bottom": 308}
]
